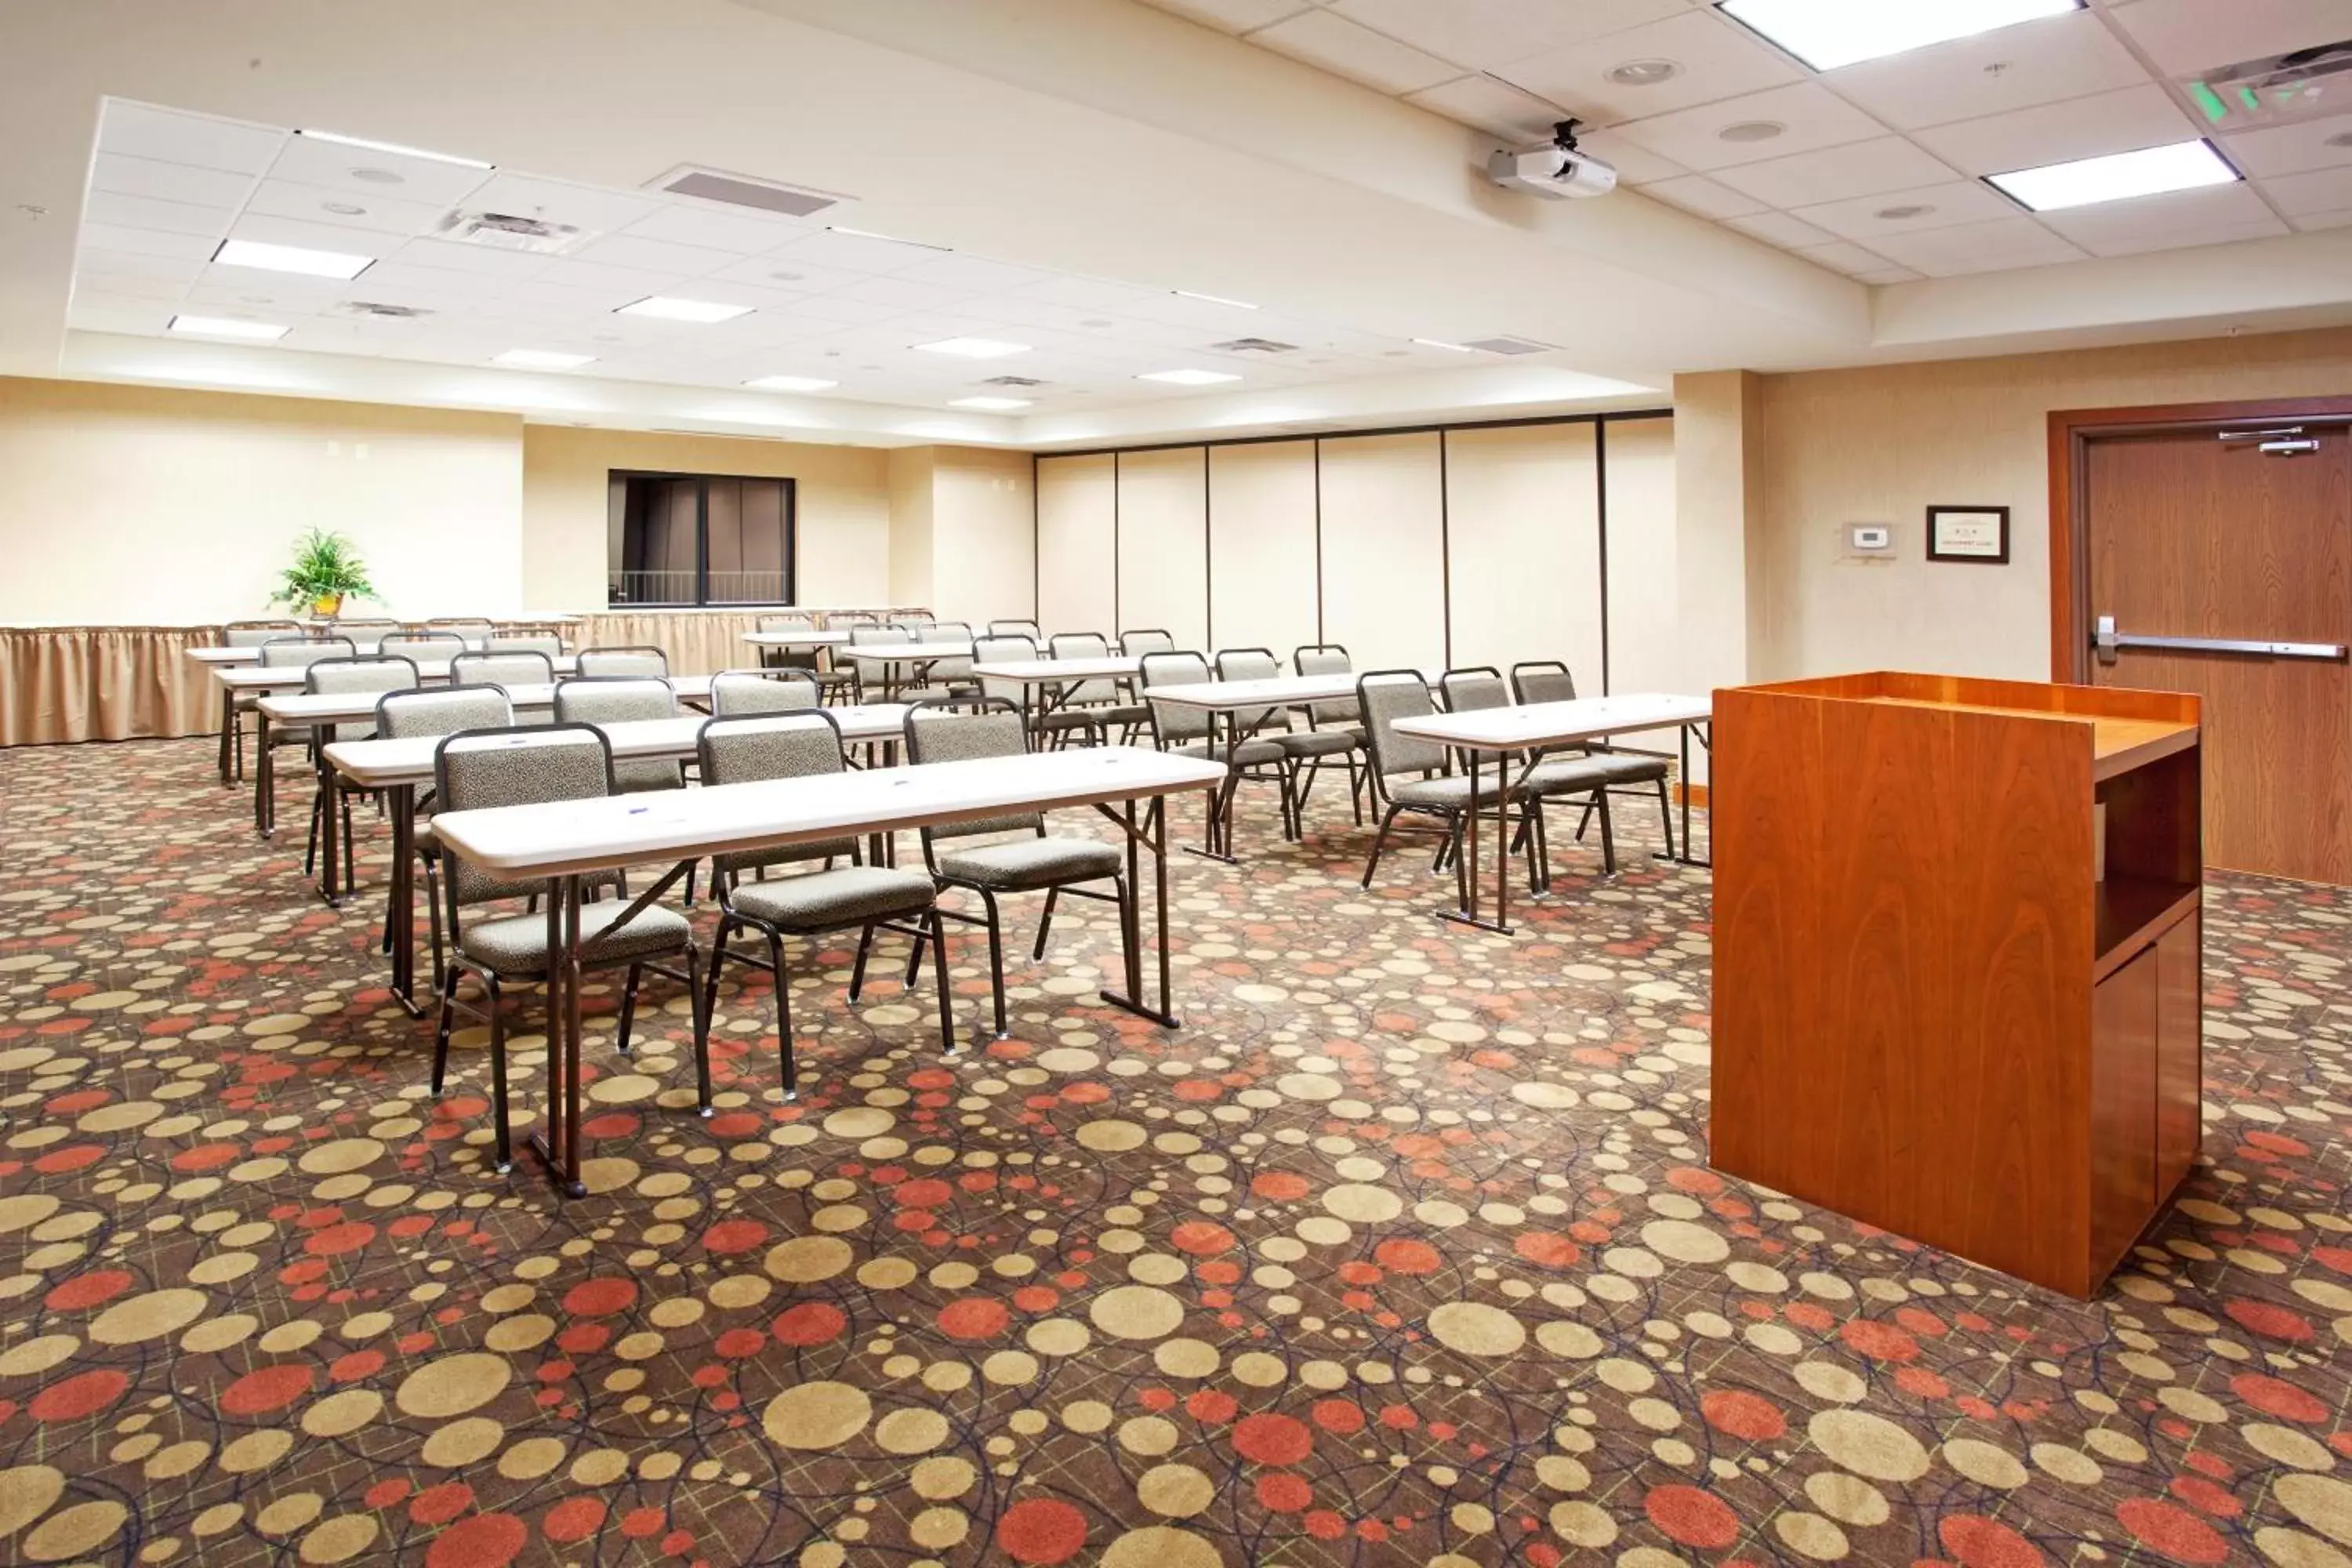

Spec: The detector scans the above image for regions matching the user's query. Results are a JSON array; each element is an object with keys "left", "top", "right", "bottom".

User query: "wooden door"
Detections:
[{"left": 2084, "top": 426, "right": 2352, "bottom": 883}]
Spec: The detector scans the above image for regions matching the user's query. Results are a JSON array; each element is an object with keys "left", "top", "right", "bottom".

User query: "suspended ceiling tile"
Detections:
[
  {"left": 1404, "top": 73, "right": 1571, "bottom": 141},
  {"left": 1572, "top": 127, "right": 1689, "bottom": 183},
  {"left": 2219, "top": 117, "right": 2352, "bottom": 179},
  {"left": 1722, "top": 209, "right": 1837, "bottom": 247},
  {"left": 620, "top": 203, "right": 815, "bottom": 256},
  {"left": 1791, "top": 238, "right": 1897, "bottom": 275},
  {"left": 459, "top": 173, "right": 663, "bottom": 236},
  {"left": 2106, "top": 0, "right": 2352, "bottom": 76},
  {"left": 89, "top": 152, "right": 256, "bottom": 209},
  {"left": 1788, "top": 179, "right": 2020, "bottom": 240},
  {"left": 1709, "top": 136, "right": 1958, "bottom": 206},
  {"left": 1608, "top": 82, "right": 1891, "bottom": 172},
  {"left": 1138, "top": 0, "right": 1315, "bottom": 34},
  {"left": 98, "top": 102, "right": 285, "bottom": 176},
  {"left": 1864, "top": 214, "right": 2089, "bottom": 276},
  {"left": 1497, "top": 9, "right": 1802, "bottom": 125},
  {"left": 81, "top": 189, "right": 234, "bottom": 239},
  {"left": 1327, "top": 0, "right": 1692, "bottom": 74},
  {"left": 1640, "top": 172, "right": 1772, "bottom": 218},
  {"left": 243, "top": 178, "right": 450, "bottom": 238},
  {"left": 1247, "top": 8, "right": 1465, "bottom": 93},
  {"left": 1823, "top": 9, "right": 2154, "bottom": 132},
  {"left": 2259, "top": 164, "right": 2352, "bottom": 216},
  {"left": 1911, "top": 84, "right": 2201, "bottom": 176},
  {"left": 267, "top": 132, "right": 495, "bottom": 208}
]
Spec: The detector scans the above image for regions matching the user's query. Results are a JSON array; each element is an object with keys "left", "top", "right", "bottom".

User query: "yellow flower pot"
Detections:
[{"left": 312, "top": 593, "right": 343, "bottom": 618}]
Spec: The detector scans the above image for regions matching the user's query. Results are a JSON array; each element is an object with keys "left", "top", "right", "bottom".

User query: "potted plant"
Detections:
[{"left": 270, "top": 528, "right": 378, "bottom": 619}]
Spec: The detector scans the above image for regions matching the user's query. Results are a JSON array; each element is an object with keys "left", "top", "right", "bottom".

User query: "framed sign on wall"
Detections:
[{"left": 1926, "top": 505, "right": 2010, "bottom": 564}]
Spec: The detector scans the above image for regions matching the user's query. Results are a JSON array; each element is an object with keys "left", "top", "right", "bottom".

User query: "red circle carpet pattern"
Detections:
[{"left": 0, "top": 737, "right": 2349, "bottom": 1566}]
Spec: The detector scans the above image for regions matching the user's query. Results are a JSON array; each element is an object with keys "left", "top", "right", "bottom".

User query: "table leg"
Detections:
[
  {"left": 1099, "top": 794, "right": 1180, "bottom": 1028},
  {"left": 527, "top": 875, "right": 586, "bottom": 1199},
  {"left": 388, "top": 783, "right": 419, "bottom": 1015},
  {"left": 255, "top": 712, "right": 275, "bottom": 838},
  {"left": 1655, "top": 720, "right": 1714, "bottom": 869},
  {"left": 217, "top": 688, "right": 235, "bottom": 786},
  {"left": 315, "top": 744, "right": 342, "bottom": 907},
  {"left": 1438, "top": 746, "right": 1512, "bottom": 935},
  {"left": 1184, "top": 711, "right": 1240, "bottom": 865}
]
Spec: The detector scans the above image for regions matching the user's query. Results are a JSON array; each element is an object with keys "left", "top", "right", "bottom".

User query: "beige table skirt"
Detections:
[{"left": 1, "top": 608, "right": 933, "bottom": 746}]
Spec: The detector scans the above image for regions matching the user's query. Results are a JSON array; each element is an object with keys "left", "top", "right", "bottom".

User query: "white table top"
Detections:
[
  {"left": 323, "top": 704, "right": 909, "bottom": 789},
  {"left": 742, "top": 629, "right": 853, "bottom": 648},
  {"left": 1140, "top": 673, "right": 1358, "bottom": 712},
  {"left": 430, "top": 746, "right": 1229, "bottom": 878},
  {"left": 1390, "top": 692, "right": 1712, "bottom": 751},
  {"left": 971, "top": 657, "right": 1140, "bottom": 683},
  {"left": 216, "top": 656, "right": 581, "bottom": 691},
  {"left": 841, "top": 641, "right": 973, "bottom": 662},
  {"left": 258, "top": 674, "right": 714, "bottom": 725}
]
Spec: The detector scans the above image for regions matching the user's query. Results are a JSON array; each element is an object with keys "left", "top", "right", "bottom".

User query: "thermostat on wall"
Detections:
[{"left": 1848, "top": 524, "right": 1893, "bottom": 554}]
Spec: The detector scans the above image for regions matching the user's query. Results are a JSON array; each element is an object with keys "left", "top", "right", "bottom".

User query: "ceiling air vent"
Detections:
[
  {"left": 1210, "top": 337, "right": 1298, "bottom": 354},
  {"left": 336, "top": 300, "right": 432, "bottom": 320},
  {"left": 438, "top": 211, "right": 585, "bottom": 255},
  {"left": 982, "top": 375, "right": 1047, "bottom": 387},
  {"left": 648, "top": 165, "right": 848, "bottom": 219},
  {"left": 2184, "top": 40, "right": 2352, "bottom": 127},
  {"left": 1461, "top": 336, "right": 1558, "bottom": 355}
]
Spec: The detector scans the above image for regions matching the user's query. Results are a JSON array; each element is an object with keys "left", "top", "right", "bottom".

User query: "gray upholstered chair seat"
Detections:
[
  {"left": 458, "top": 898, "right": 693, "bottom": 976},
  {"left": 1388, "top": 773, "right": 1512, "bottom": 809},
  {"left": 612, "top": 759, "right": 684, "bottom": 793},
  {"left": 1092, "top": 702, "right": 1152, "bottom": 728},
  {"left": 729, "top": 866, "right": 938, "bottom": 932},
  {"left": 1525, "top": 752, "right": 1668, "bottom": 793},
  {"left": 1036, "top": 710, "right": 1103, "bottom": 734},
  {"left": 1276, "top": 729, "right": 1361, "bottom": 758},
  {"left": 1171, "top": 736, "right": 1287, "bottom": 767},
  {"left": 938, "top": 837, "right": 1121, "bottom": 891}
]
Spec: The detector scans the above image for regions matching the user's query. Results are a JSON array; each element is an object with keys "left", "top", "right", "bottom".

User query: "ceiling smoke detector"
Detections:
[
  {"left": 336, "top": 300, "right": 433, "bottom": 319},
  {"left": 1719, "top": 120, "right": 1786, "bottom": 143},
  {"left": 1875, "top": 204, "right": 1934, "bottom": 220},
  {"left": 438, "top": 210, "right": 586, "bottom": 255},
  {"left": 1606, "top": 58, "right": 1681, "bottom": 85},
  {"left": 982, "top": 375, "right": 1047, "bottom": 387},
  {"left": 1210, "top": 337, "right": 1300, "bottom": 354}
]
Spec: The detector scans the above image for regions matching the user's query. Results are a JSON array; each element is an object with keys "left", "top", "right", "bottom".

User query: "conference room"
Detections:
[{"left": 2, "top": 2, "right": 2348, "bottom": 1564}]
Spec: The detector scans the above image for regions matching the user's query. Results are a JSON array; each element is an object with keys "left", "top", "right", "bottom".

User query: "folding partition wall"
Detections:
[{"left": 1032, "top": 410, "right": 1674, "bottom": 693}]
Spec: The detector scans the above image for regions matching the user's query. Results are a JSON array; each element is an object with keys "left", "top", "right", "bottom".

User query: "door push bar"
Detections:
[{"left": 2094, "top": 614, "right": 2349, "bottom": 665}]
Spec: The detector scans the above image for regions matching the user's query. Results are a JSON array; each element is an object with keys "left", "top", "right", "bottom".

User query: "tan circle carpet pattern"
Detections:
[{"left": 1, "top": 736, "right": 2349, "bottom": 1568}]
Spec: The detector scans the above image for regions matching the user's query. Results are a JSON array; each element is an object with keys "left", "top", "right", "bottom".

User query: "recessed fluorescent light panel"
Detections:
[
  {"left": 492, "top": 348, "right": 595, "bottom": 369},
  {"left": 1716, "top": 0, "right": 2081, "bottom": 71},
  {"left": 1413, "top": 338, "right": 1475, "bottom": 352},
  {"left": 949, "top": 395, "right": 1033, "bottom": 411},
  {"left": 743, "top": 374, "right": 839, "bottom": 392},
  {"left": 617, "top": 296, "right": 753, "bottom": 323},
  {"left": 295, "top": 129, "right": 493, "bottom": 169},
  {"left": 168, "top": 314, "right": 289, "bottom": 341},
  {"left": 914, "top": 338, "right": 1031, "bottom": 359},
  {"left": 1173, "top": 290, "right": 1258, "bottom": 310},
  {"left": 1987, "top": 139, "right": 2238, "bottom": 211},
  {"left": 213, "top": 238, "right": 374, "bottom": 281},
  {"left": 1138, "top": 368, "right": 1242, "bottom": 385}
]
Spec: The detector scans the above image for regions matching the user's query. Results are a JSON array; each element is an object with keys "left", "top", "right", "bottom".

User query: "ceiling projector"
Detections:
[{"left": 1487, "top": 119, "right": 1617, "bottom": 200}]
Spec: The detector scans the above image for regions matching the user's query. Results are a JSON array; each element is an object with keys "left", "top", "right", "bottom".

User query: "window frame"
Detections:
[{"left": 607, "top": 467, "right": 798, "bottom": 608}]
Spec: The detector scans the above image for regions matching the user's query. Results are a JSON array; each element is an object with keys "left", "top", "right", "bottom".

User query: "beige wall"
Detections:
[
  {"left": 928, "top": 447, "right": 1035, "bottom": 627},
  {"left": 522, "top": 425, "right": 891, "bottom": 612},
  {"left": 0, "top": 377, "right": 523, "bottom": 623},
  {"left": 1747, "top": 325, "right": 2352, "bottom": 683}
]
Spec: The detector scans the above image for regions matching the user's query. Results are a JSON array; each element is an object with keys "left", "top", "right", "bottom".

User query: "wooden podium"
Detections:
[{"left": 1710, "top": 673, "right": 2201, "bottom": 1298}]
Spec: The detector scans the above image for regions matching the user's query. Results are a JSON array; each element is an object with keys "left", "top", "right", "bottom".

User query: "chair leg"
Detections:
[
  {"left": 342, "top": 793, "right": 356, "bottom": 891},
  {"left": 979, "top": 889, "right": 1009, "bottom": 1040},
  {"left": 424, "top": 859, "right": 446, "bottom": 998},
  {"left": 1595, "top": 791, "right": 1618, "bottom": 875},
  {"left": 771, "top": 932, "right": 797, "bottom": 1100},
  {"left": 1656, "top": 777, "right": 1677, "bottom": 858},
  {"left": 702, "top": 919, "right": 730, "bottom": 1038},
  {"left": 615, "top": 964, "right": 643, "bottom": 1055},
  {"left": 684, "top": 943, "right": 711, "bottom": 1116},
  {"left": 928, "top": 909, "right": 957, "bottom": 1054},
  {"left": 1532, "top": 800, "right": 1554, "bottom": 893},
  {"left": 487, "top": 976, "right": 511, "bottom": 1173},
  {"left": 902, "top": 919, "right": 927, "bottom": 989},
  {"left": 430, "top": 965, "right": 459, "bottom": 1094},
  {"left": 1360, "top": 805, "right": 1402, "bottom": 888},
  {"left": 1349, "top": 756, "right": 1367, "bottom": 826},
  {"left": 850, "top": 924, "right": 877, "bottom": 1001},
  {"left": 303, "top": 787, "right": 323, "bottom": 876},
  {"left": 1033, "top": 887, "right": 1058, "bottom": 961}
]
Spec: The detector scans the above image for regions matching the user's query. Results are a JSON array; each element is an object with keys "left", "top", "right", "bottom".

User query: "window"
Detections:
[{"left": 606, "top": 470, "right": 795, "bottom": 606}]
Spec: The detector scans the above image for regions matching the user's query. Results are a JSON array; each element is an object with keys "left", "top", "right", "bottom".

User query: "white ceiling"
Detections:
[
  {"left": 1137, "top": 0, "right": 2352, "bottom": 280},
  {"left": 71, "top": 101, "right": 1592, "bottom": 417}
]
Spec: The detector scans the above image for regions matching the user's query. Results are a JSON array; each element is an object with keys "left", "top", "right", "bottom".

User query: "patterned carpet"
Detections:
[{"left": 1, "top": 736, "right": 2348, "bottom": 1568}]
